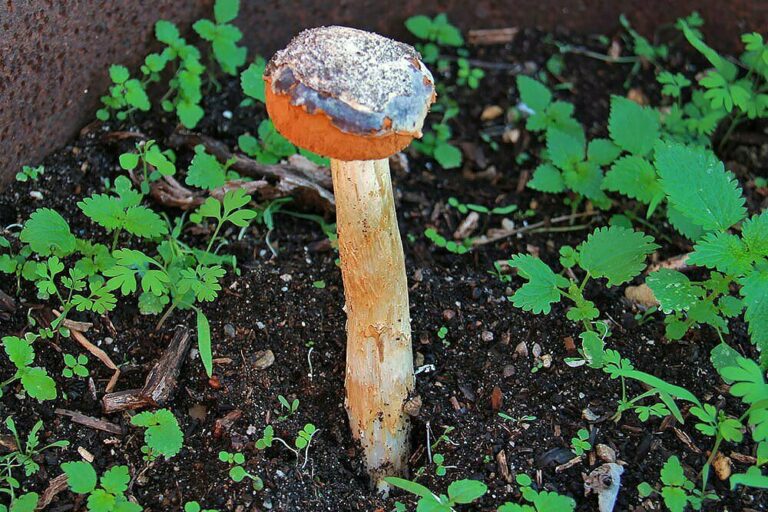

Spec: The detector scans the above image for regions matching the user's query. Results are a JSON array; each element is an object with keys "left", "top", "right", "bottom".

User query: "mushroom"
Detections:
[{"left": 264, "top": 26, "right": 435, "bottom": 487}]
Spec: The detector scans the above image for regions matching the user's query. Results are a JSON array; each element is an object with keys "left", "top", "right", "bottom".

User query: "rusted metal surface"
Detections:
[{"left": 1, "top": 0, "right": 766, "bottom": 187}]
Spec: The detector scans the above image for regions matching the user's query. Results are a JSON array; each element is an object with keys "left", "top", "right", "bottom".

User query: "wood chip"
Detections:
[
  {"left": 555, "top": 455, "right": 584, "bottom": 473},
  {"left": 491, "top": 386, "right": 503, "bottom": 411},
  {"left": 213, "top": 409, "right": 243, "bottom": 439},
  {"left": 102, "top": 327, "right": 192, "bottom": 414},
  {"left": 55, "top": 408, "right": 122, "bottom": 435},
  {"left": 480, "top": 105, "right": 504, "bottom": 121},
  {"left": 496, "top": 449, "right": 512, "bottom": 483},
  {"left": 468, "top": 27, "right": 519, "bottom": 45},
  {"left": 37, "top": 473, "right": 69, "bottom": 509},
  {"left": 730, "top": 452, "right": 757, "bottom": 465},
  {"left": 453, "top": 212, "right": 480, "bottom": 239},
  {"left": 673, "top": 427, "right": 702, "bottom": 454},
  {"left": 0, "top": 288, "right": 16, "bottom": 321},
  {"left": 77, "top": 446, "right": 94, "bottom": 462}
]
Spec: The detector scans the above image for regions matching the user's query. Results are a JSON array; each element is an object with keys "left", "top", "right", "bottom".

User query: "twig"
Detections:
[
  {"left": 54, "top": 408, "right": 122, "bottom": 435},
  {"left": 36, "top": 473, "right": 69, "bottom": 510},
  {"left": 472, "top": 211, "right": 598, "bottom": 246},
  {"left": 468, "top": 28, "right": 519, "bottom": 45},
  {"left": 102, "top": 327, "right": 192, "bottom": 414}
]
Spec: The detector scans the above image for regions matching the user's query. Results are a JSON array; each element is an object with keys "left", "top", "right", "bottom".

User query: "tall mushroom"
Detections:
[{"left": 264, "top": 26, "right": 435, "bottom": 486}]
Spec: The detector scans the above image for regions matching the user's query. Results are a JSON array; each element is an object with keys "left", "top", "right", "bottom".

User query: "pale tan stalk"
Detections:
[{"left": 331, "top": 158, "right": 414, "bottom": 488}]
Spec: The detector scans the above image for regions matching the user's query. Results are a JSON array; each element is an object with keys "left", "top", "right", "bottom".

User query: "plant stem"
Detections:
[{"left": 155, "top": 302, "right": 177, "bottom": 332}]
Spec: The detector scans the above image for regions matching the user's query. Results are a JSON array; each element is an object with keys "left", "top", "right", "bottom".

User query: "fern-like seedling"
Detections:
[{"left": 78, "top": 176, "right": 167, "bottom": 249}]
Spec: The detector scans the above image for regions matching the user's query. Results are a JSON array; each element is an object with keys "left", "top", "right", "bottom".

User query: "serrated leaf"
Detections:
[
  {"left": 647, "top": 269, "right": 703, "bottom": 313},
  {"left": 687, "top": 232, "right": 754, "bottom": 275},
  {"left": 608, "top": 96, "right": 659, "bottom": 156},
  {"left": 547, "top": 128, "right": 584, "bottom": 171},
  {"left": 241, "top": 58, "right": 266, "bottom": 103},
  {"left": 742, "top": 210, "right": 768, "bottom": 257},
  {"left": 20, "top": 208, "right": 76, "bottom": 257},
  {"left": 100, "top": 465, "right": 130, "bottom": 495},
  {"left": 131, "top": 409, "right": 183, "bottom": 458},
  {"left": 20, "top": 367, "right": 57, "bottom": 401},
  {"left": 123, "top": 206, "right": 168, "bottom": 238},
  {"left": 177, "top": 101, "right": 204, "bottom": 129},
  {"left": 587, "top": 138, "right": 621, "bottom": 165},
  {"left": 603, "top": 155, "right": 664, "bottom": 206},
  {"left": 577, "top": 226, "right": 658, "bottom": 286},
  {"left": 155, "top": 20, "right": 180, "bottom": 44},
  {"left": 517, "top": 75, "right": 551, "bottom": 112},
  {"left": 3, "top": 336, "right": 34, "bottom": 369},
  {"left": 187, "top": 145, "right": 227, "bottom": 190},
  {"left": 655, "top": 142, "right": 746, "bottom": 231},
  {"left": 739, "top": 267, "right": 768, "bottom": 352},
  {"left": 62, "top": 461, "right": 98, "bottom": 494},
  {"left": 563, "top": 161, "right": 606, "bottom": 201},
  {"left": 528, "top": 164, "right": 565, "bottom": 193},
  {"left": 666, "top": 205, "right": 705, "bottom": 241},
  {"left": 88, "top": 489, "right": 116, "bottom": 512},
  {"left": 508, "top": 254, "right": 569, "bottom": 314}
]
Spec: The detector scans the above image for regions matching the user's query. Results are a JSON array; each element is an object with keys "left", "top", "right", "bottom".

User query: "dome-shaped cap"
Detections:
[{"left": 264, "top": 26, "right": 435, "bottom": 161}]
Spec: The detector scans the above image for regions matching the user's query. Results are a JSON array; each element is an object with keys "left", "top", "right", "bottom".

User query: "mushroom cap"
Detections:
[{"left": 264, "top": 26, "right": 435, "bottom": 161}]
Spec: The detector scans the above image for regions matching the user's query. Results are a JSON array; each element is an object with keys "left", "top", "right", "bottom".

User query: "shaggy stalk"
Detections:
[{"left": 331, "top": 158, "right": 414, "bottom": 485}]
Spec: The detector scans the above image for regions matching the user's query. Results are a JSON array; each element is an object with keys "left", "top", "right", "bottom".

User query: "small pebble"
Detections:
[
  {"left": 224, "top": 324, "right": 236, "bottom": 338},
  {"left": 481, "top": 331, "right": 494, "bottom": 342}
]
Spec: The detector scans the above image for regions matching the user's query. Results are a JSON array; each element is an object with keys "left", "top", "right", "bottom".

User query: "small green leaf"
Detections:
[
  {"left": 517, "top": 76, "right": 552, "bottom": 112},
  {"left": 577, "top": 226, "right": 658, "bottom": 286},
  {"left": 608, "top": 96, "right": 659, "bottom": 156},
  {"left": 447, "top": 479, "right": 487, "bottom": 504},
  {"left": 508, "top": 254, "right": 569, "bottom": 314},
  {"left": 197, "top": 309, "right": 213, "bottom": 377},
  {"left": 20, "top": 208, "right": 77, "bottom": 257},
  {"left": 62, "top": 461, "right": 98, "bottom": 494}
]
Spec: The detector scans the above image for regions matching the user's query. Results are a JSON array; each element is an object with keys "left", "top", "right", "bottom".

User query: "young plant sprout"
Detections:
[{"left": 264, "top": 26, "right": 435, "bottom": 488}]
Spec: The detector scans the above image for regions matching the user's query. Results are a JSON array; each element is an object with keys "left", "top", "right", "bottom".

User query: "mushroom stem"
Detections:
[{"left": 331, "top": 158, "right": 414, "bottom": 488}]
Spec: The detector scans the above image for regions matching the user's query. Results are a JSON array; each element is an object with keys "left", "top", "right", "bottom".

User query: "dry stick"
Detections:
[
  {"left": 52, "top": 310, "right": 121, "bottom": 393},
  {"left": 36, "top": 473, "right": 69, "bottom": 510},
  {"left": 102, "top": 327, "right": 192, "bottom": 414},
  {"left": 167, "top": 130, "right": 335, "bottom": 212},
  {"left": 472, "top": 211, "right": 598, "bottom": 246},
  {"left": 54, "top": 408, "right": 122, "bottom": 435}
]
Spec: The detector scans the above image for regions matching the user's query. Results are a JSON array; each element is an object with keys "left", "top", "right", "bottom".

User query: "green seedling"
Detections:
[
  {"left": 118, "top": 140, "right": 176, "bottom": 195},
  {"left": 130, "top": 409, "right": 184, "bottom": 461},
  {"left": 97, "top": 64, "right": 151, "bottom": 121},
  {"left": 184, "top": 502, "right": 219, "bottom": 512},
  {"left": 570, "top": 428, "right": 591, "bottom": 456},
  {"left": 424, "top": 228, "right": 471, "bottom": 254},
  {"left": 637, "top": 456, "right": 717, "bottom": 512},
  {"left": 447, "top": 197, "right": 517, "bottom": 216},
  {"left": 499, "top": 473, "right": 576, "bottom": 511},
  {"left": 411, "top": 122, "right": 462, "bottom": 169},
  {"left": 385, "top": 477, "right": 487, "bottom": 511},
  {"left": 62, "top": 353, "right": 89, "bottom": 378},
  {"left": 193, "top": 0, "right": 247, "bottom": 75},
  {"left": 61, "top": 462, "right": 142, "bottom": 512},
  {"left": 277, "top": 394, "right": 299, "bottom": 421},
  {"left": 15, "top": 165, "right": 44, "bottom": 183},
  {"left": 218, "top": 451, "right": 264, "bottom": 491},
  {"left": 1, "top": 334, "right": 56, "bottom": 402}
]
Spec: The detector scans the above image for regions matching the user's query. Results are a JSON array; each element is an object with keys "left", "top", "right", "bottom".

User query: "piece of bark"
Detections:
[
  {"left": 168, "top": 130, "right": 335, "bottom": 212},
  {"left": 646, "top": 253, "right": 691, "bottom": 273},
  {"left": 213, "top": 409, "right": 243, "bottom": 439},
  {"left": 102, "top": 327, "right": 192, "bottom": 414},
  {"left": 36, "top": 473, "right": 69, "bottom": 510},
  {"left": 55, "top": 408, "right": 122, "bottom": 435},
  {"left": 468, "top": 27, "right": 519, "bottom": 45},
  {"left": 0, "top": 288, "right": 16, "bottom": 321}
]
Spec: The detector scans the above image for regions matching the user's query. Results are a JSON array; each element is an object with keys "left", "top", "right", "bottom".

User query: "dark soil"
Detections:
[{"left": 2, "top": 26, "right": 768, "bottom": 512}]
